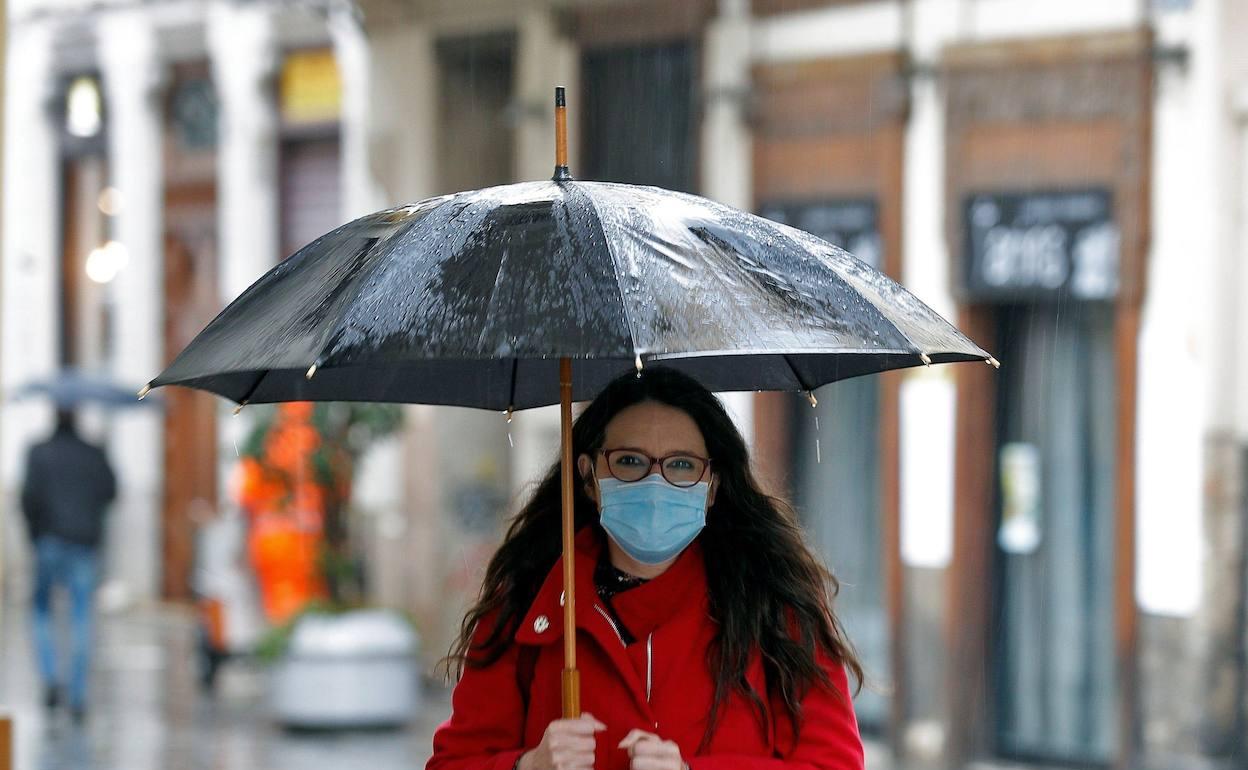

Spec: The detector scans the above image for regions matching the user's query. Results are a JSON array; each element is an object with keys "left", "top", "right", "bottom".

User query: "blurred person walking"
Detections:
[{"left": 19, "top": 409, "right": 116, "bottom": 723}]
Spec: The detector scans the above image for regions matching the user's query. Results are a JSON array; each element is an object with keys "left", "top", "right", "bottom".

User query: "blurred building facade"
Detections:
[{"left": 2, "top": 1, "right": 1247, "bottom": 769}]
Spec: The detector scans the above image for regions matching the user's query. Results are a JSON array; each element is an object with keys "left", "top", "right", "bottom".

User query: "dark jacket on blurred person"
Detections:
[{"left": 21, "top": 413, "right": 117, "bottom": 547}]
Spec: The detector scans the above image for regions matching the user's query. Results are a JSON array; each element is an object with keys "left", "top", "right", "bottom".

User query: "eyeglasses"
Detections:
[{"left": 597, "top": 448, "right": 711, "bottom": 488}]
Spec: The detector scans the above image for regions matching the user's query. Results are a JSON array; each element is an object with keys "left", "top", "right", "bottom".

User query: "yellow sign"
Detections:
[{"left": 280, "top": 49, "right": 341, "bottom": 125}]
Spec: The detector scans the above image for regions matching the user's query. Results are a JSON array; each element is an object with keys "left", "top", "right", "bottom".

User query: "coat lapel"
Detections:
[{"left": 515, "top": 528, "right": 654, "bottom": 719}]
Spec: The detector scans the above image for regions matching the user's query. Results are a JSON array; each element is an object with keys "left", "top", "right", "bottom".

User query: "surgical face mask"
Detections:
[{"left": 597, "top": 475, "right": 709, "bottom": 565}]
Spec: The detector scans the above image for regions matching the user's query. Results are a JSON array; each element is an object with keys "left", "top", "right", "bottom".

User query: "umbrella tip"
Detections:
[
  {"left": 634, "top": 354, "right": 643, "bottom": 378},
  {"left": 306, "top": 363, "right": 319, "bottom": 380},
  {"left": 233, "top": 401, "right": 248, "bottom": 416},
  {"left": 137, "top": 384, "right": 151, "bottom": 400},
  {"left": 505, "top": 406, "right": 514, "bottom": 423},
  {"left": 806, "top": 390, "right": 818, "bottom": 408},
  {"left": 987, "top": 356, "right": 1001, "bottom": 369},
  {"left": 919, "top": 352, "right": 932, "bottom": 367}
]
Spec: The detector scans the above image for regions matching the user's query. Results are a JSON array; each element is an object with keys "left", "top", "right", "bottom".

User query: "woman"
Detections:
[{"left": 429, "top": 367, "right": 864, "bottom": 770}]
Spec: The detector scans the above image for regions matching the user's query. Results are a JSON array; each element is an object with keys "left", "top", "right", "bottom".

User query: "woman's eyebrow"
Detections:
[{"left": 610, "top": 445, "right": 704, "bottom": 457}]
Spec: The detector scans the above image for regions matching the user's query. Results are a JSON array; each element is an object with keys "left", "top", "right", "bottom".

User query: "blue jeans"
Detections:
[{"left": 32, "top": 536, "right": 98, "bottom": 709}]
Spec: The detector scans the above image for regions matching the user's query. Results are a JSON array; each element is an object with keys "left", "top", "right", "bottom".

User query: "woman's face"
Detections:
[
  {"left": 577, "top": 400, "right": 718, "bottom": 507},
  {"left": 578, "top": 400, "right": 718, "bottom": 575}
]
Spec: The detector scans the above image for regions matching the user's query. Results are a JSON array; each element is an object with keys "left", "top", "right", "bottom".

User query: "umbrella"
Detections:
[
  {"left": 146, "top": 88, "right": 996, "bottom": 717},
  {"left": 15, "top": 368, "right": 159, "bottom": 409}
]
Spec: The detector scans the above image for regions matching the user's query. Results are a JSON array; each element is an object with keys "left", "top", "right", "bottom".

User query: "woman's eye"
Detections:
[
  {"left": 666, "top": 458, "right": 694, "bottom": 471},
  {"left": 615, "top": 454, "right": 646, "bottom": 466}
]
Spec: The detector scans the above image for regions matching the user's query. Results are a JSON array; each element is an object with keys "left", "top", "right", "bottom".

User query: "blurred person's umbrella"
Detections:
[
  {"left": 15, "top": 368, "right": 159, "bottom": 409},
  {"left": 145, "top": 88, "right": 996, "bottom": 717}
]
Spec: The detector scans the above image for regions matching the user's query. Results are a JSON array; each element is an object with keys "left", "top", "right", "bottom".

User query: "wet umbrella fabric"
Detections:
[
  {"left": 17, "top": 369, "right": 158, "bottom": 409},
  {"left": 149, "top": 180, "right": 990, "bottom": 406}
]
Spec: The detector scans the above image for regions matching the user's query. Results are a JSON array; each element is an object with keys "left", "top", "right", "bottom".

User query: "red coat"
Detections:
[{"left": 429, "top": 529, "right": 863, "bottom": 770}]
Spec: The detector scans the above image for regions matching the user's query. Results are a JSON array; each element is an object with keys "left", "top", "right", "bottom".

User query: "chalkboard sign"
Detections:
[
  {"left": 759, "top": 199, "right": 881, "bottom": 270},
  {"left": 963, "top": 190, "right": 1119, "bottom": 302}
]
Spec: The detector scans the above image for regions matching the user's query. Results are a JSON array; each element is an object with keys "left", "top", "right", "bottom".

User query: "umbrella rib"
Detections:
[
  {"left": 768, "top": 220, "right": 929, "bottom": 362},
  {"left": 305, "top": 217, "right": 438, "bottom": 373},
  {"left": 307, "top": 237, "right": 392, "bottom": 370},
  {"left": 237, "top": 370, "right": 269, "bottom": 406},
  {"left": 781, "top": 354, "right": 813, "bottom": 392},
  {"left": 507, "top": 358, "right": 518, "bottom": 410},
  {"left": 579, "top": 186, "right": 641, "bottom": 362}
]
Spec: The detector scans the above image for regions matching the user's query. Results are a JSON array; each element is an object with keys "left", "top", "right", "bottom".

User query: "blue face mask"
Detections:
[{"left": 597, "top": 475, "right": 709, "bottom": 565}]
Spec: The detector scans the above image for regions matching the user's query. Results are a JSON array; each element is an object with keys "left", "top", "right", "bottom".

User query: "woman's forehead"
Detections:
[{"left": 603, "top": 401, "right": 707, "bottom": 455}]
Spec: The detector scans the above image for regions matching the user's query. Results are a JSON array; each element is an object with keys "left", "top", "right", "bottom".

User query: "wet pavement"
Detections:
[{"left": 0, "top": 602, "right": 451, "bottom": 770}]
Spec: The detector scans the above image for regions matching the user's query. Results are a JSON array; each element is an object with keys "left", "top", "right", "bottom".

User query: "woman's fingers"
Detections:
[
  {"left": 555, "top": 714, "right": 605, "bottom": 734},
  {"left": 551, "top": 752, "right": 596, "bottom": 770},
  {"left": 550, "top": 716, "right": 605, "bottom": 739},
  {"left": 632, "top": 739, "right": 680, "bottom": 758},
  {"left": 625, "top": 737, "right": 683, "bottom": 770},
  {"left": 548, "top": 736, "right": 597, "bottom": 753},
  {"left": 630, "top": 757, "right": 680, "bottom": 770},
  {"left": 534, "top": 715, "right": 605, "bottom": 770},
  {"left": 617, "top": 729, "right": 661, "bottom": 753}
]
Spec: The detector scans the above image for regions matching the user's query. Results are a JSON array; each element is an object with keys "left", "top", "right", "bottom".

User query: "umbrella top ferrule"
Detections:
[{"left": 806, "top": 391, "right": 818, "bottom": 408}]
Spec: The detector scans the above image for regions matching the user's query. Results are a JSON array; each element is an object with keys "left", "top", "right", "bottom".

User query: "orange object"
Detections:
[
  {"left": 199, "top": 598, "right": 227, "bottom": 650},
  {"left": 235, "top": 402, "right": 333, "bottom": 624},
  {"left": 248, "top": 510, "right": 327, "bottom": 623}
]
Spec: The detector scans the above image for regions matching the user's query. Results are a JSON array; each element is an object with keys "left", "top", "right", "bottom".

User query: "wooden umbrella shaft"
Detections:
[
  {"left": 554, "top": 87, "right": 571, "bottom": 182},
  {"left": 559, "top": 357, "right": 581, "bottom": 717}
]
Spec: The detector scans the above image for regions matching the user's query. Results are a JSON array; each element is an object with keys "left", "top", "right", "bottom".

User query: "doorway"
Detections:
[{"left": 990, "top": 301, "right": 1117, "bottom": 762}]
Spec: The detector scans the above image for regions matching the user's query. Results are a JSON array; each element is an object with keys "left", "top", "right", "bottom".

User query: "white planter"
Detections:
[{"left": 270, "top": 609, "right": 421, "bottom": 728}]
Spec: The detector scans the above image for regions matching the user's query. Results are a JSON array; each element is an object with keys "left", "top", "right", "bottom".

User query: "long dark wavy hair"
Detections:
[{"left": 446, "top": 366, "right": 863, "bottom": 747}]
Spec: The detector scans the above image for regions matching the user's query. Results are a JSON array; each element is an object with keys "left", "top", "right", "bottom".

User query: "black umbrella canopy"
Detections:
[
  {"left": 151, "top": 88, "right": 996, "bottom": 723},
  {"left": 149, "top": 180, "right": 993, "bottom": 410}
]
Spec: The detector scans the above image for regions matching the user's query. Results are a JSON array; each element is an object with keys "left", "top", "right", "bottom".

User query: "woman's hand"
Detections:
[
  {"left": 519, "top": 713, "right": 606, "bottom": 770},
  {"left": 618, "top": 730, "right": 686, "bottom": 770}
]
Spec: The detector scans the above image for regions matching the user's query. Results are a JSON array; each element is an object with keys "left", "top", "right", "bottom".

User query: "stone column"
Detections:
[
  {"left": 327, "top": 5, "right": 414, "bottom": 612},
  {"left": 208, "top": 0, "right": 280, "bottom": 301},
  {"left": 897, "top": 1, "right": 960, "bottom": 761},
  {"left": 510, "top": 2, "right": 578, "bottom": 499},
  {"left": 1, "top": 22, "right": 60, "bottom": 589},
  {"left": 99, "top": 11, "right": 167, "bottom": 602},
  {"left": 701, "top": 0, "right": 755, "bottom": 447},
  {"left": 330, "top": 7, "right": 386, "bottom": 220},
  {"left": 207, "top": 0, "right": 280, "bottom": 524},
  {"left": 366, "top": 17, "right": 438, "bottom": 205},
  {"left": 359, "top": 12, "right": 444, "bottom": 648},
  {"left": 701, "top": 0, "right": 752, "bottom": 211},
  {"left": 514, "top": 0, "right": 580, "bottom": 183}
]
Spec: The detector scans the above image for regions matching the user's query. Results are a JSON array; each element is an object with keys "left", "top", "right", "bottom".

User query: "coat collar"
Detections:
[
  {"left": 515, "top": 526, "right": 706, "bottom": 647},
  {"left": 514, "top": 526, "right": 708, "bottom": 720}
]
